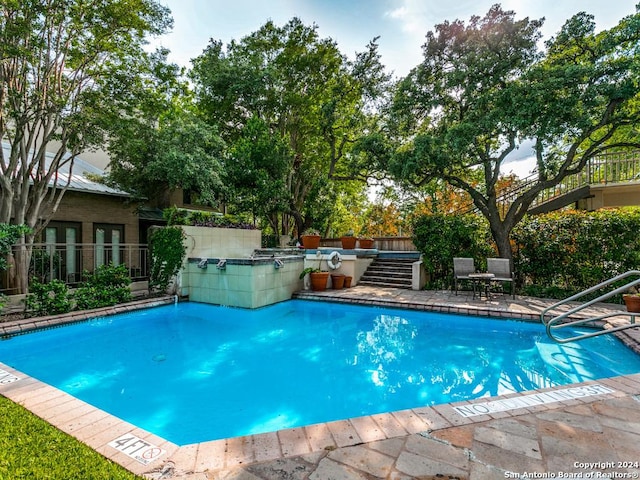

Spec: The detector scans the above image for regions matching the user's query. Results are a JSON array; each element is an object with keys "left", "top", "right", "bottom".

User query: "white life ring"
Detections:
[{"left": 327, "top": 251, "right": 342, "bottom": 270}]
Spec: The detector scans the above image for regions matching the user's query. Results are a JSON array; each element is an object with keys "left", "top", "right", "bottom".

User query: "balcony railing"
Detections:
[{"left": 1, "top": 243, "right": 149, "bottom": 295}]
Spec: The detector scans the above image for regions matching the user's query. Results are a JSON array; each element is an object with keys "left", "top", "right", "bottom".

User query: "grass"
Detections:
[{"left": 0, "top": 396, "right": 142, "bottom": 480}]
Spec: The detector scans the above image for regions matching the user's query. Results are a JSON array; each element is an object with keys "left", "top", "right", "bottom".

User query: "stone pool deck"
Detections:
[{"left": 0, "top": 288, "right": 639, "bottom": 479}]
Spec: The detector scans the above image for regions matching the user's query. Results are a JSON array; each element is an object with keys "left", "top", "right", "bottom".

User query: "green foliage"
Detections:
[
  {"left": 25, "top": 280, "right": 73, "bottom": 318},
  {"left": 28, "top": 249, "right": 62, "bottom": 283},
  {"left": 149, "top": 227, "right": 187, "bottom": 293},
  {"left": 512, "top": 208, "right": 640, "bottom": 299},
  {"left": 108, "top": 100, "right": 225, "bottom": 207},
  {"left": 388, "top": 5, "right": 640, "bottom": 259},
  {"left": 191, "top": 17, "right": 389, "bottom": 237},
  {"left": 412, "top": 214, "right": 494, "bottom": 288},
  {"left": 0, "top": 396, "right": 142, "bottom": 480},
  {"left": 73, "top": 264, "right": 132, "bottom": 310},
  {"left": 0, "top": 224, "right": 30, "bottom": 272},
  {"left": 163, "top": 207, "right": 257, "bottom": 229}
]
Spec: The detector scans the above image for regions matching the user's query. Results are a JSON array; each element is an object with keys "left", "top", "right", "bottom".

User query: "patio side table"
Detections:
[{"left": 468, "top": 273, "right": 495, "bottom": 299}]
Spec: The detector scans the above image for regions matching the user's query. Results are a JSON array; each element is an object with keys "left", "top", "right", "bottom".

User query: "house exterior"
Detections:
[{"left": 1, "top": 143, "right": 142, "bottom": 293}]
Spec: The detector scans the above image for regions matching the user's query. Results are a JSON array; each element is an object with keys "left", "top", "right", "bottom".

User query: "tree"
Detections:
[
  {"left": 0, "top": 0, "right": 172, "bottom": 292},
  {"left": 387, "top": 5, "right": 640, "bottom": 260},
  {"left": 107, "top": 91, "right": 225, "bottom": 208},
  {"left": 191, "top": 18, "right": 389, "bottom": 237}
]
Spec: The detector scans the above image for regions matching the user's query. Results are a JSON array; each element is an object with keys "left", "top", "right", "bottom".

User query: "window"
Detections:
[
  {"left": 42, "top": 222, "right": 81, "bottom": 283},
  {"left": 94, "top": 224, "right": 124, "bottom": 268}
]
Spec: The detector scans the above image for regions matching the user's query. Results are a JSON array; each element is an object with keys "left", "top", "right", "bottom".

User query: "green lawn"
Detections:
[{"left": 0, "top": 396, "right": 142, "bottom": 480}]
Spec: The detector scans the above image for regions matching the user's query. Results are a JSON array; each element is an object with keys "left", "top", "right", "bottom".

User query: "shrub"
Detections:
[
  {"left": 513, "top": 208, "right": 640, "bottom": 299},
  {"left": 25, "top": 279, "right": 72, "bottom": 317},
  {"left": 73, "top": 263, "right": 132, "bottom": 310},
  {"left": 412, "top": 213, "right": 494, "bottom": 289},
  {"left": 149, "top": 226, "right": 186, "bottom": 294},
  {"left": 163, "top": 206, "right": 256, "bottom": 229}
]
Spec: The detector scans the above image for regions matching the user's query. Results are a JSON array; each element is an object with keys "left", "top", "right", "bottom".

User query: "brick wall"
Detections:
[{"left": 51, "top": 191, "right": 139, "bottom": 244}]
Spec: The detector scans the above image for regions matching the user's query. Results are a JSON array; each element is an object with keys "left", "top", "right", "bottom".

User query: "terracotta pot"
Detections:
[
  {"left": 310, "top": 271, "right": 329, "bottom": 291},
  {"left": 623, "top": 294, "right": 640, "bottom": 313},
  {"left": 331, "top": 273, "right": 345, "bottom": 289},
  {"left": 340, "top": 236, "right": 357, "bottom": 249},
  {"left": 301, "top": 234, "right": 320, "bottom": 249},
  {"left": 344, "top": 276, "right": 352, "bottom": 288},
  {"left": 358, "top": 238, "right": 374, "bottom": 249}
]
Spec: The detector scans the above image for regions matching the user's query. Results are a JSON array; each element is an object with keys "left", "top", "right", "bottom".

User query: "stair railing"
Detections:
[{"left": 541, "top": 270, "right": 640, "bottom": 343}]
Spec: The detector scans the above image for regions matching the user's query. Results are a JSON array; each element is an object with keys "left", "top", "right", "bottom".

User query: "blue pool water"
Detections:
[{"left": 0, "top": 300, "right": 639, "bottom": 445}]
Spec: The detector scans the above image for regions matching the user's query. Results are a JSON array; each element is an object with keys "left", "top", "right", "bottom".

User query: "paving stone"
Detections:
[
  {"left": 327, "top": 445, "right": 395, "bottom": 478},
  {"left": 430, "top": 425, "right": 475, "bottom": 450},
  {"left": 252, "top": 432, "right": 281, "bottom": 463},
  {"left": 540, "top": 427, "right": 618, "bottom": 473},
  {"left": 603, "top": 427, "right": 640, "bottom": 460},
  {"left": 303, "top": 423, "right": 336, "bottom": 452},
  {"left": 482, "top": 418, "right": 538, "bottom": 440},
  {"left": 211, "top": 468, "right": 262, "bottom": 480},
  {"left": 194, "top": 440, "right": 227, "bottom": 472},
  {"left": 367, "top": 437, "right": 406, "bottom": 457},
  {"left": 404, "top": 434, "right": 470, "bottom": 469},
  {"left": 326, "top": 420, "right": 362, "bottom": 447},
  {"left": 247, "top": 457, "right": 314, "bottom": 480},
  {"left": 473, "top": 425, "right": 542, "bottom": 460},
  {"left": 411, "top": 406, "right": 453, "bottom": 431},
  {"left": 468, "top": 460, "right": 508, "bottom": 480},
  {"left": 277, "top": 428, "right": 310, "bottom": 458},
  {"left": 599, "top": 415, "right": 640, "bottom": 435},
  {"left": 348, "top": 415, "right": 387, "bottom": 443},
  {"left": 469, "top": 441, "right": 545, "bottom": 473},
  {"left": 391, "top": 409, "right": 432, "bottom": 434},
  {"left": 370, "top": 412, "right": 407, "bottom": 438},
  {"left": 535, "top": 410, "right": 604, "bottom": 433},
  {"left": 308, "top": 458, "right": 369, "bottom": 480},
  {"left": 225, "top": 436, "right": 256, "bottom": 468},
  {"left": 395, "top": 451, "right": 468, "bottom": 478}
]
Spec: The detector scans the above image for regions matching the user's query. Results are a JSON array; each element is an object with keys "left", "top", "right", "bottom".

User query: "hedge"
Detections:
[{"left": 412, "top": 208, "right": 640, "bottom": 299}]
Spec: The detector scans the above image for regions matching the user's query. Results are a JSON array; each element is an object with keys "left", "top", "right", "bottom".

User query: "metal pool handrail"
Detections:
[{"left": 541, "top": 270, "right": 640, "bottom": 343}]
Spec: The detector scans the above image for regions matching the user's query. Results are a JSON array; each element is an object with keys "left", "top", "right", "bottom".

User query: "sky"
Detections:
[{"left": 149, "top": 0, "right": 637, "bottom": 177}]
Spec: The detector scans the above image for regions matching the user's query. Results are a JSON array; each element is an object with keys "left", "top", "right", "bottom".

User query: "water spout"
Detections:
[
  {"left": 274, "top": 258, "right": 284, "bottom": 269},
  {"left": 197, "top": 259, "right": 208, "bottom": 269},
  {"left": 216, "top": 259, "right": 227, "bottom": 270}
]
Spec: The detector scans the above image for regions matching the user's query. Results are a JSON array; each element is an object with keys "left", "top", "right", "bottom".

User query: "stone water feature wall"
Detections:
[{"left": 179, "top": 226, "right": 304, "bottom": 308}]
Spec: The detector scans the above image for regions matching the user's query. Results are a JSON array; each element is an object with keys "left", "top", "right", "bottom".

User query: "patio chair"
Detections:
[
  {"left": 487, "top": 257, "right": 515, "bottom": 298},
  {"left": 453, "top": 257, "right": 475, "bottom": 295}
]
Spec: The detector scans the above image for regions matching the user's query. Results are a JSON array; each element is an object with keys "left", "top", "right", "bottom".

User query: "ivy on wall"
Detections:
[{"left": 149, "top": 226, "right": 187, "bottom": 294}]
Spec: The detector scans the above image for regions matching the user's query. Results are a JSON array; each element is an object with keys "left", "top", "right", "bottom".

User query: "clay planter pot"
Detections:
[
  {"left": 623, "top": 294, "right": 640, "bottom": 313},
  {"left": 301, "top": 234, "right": 321, "bottom": 249},
  {"left": 358, "top": 238, "right": 374, "bottom": 249},
  {"left": 310, "top": 271, "right": 329, "bottom": 291},
  {"left": 344, "top": 276, "right": 353, "bottom": 288},
  {"left": 340, "top": 236, "right": 357, "bottom": 249},
  {"left": 331, "top": 273, "right": 345, "bottom": 289}
]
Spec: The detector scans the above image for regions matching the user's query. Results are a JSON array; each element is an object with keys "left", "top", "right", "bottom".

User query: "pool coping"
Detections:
[{"left": 0, "top": 289, "right": 639, "bottom": 478}]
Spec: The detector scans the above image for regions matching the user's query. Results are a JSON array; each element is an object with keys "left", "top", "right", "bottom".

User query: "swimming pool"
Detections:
[{"left": 0, "top": 300, "right": 638, "bottom": 445}]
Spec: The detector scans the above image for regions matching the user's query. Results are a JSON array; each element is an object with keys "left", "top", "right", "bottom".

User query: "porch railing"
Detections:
[{"left": 1, "top": 243, "right": 149, "bottom": 295}]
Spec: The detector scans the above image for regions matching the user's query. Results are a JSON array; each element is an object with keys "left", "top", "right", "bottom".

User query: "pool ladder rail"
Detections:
[{"left": 541, "top": 270, "right": 640, "bottom": 343}]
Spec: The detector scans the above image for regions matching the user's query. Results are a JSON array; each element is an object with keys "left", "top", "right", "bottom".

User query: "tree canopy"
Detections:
[
  {"left": 387, "top": 4, "right": 640, "bottom": 259},
  {"left": 190, "top": 17, "right": 390, "bottom": 237}
]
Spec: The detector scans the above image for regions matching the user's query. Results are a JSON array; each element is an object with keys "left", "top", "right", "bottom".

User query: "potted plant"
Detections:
[
  {"left": 340, "top": 229, "right": 357, "bottom": 249},
  {"left": 623, "top": 290, "right": 640, "bottom": 313},
  {"left": 301, "top": 228, "right": 321, "bottom": 249},
  {"left": 331, "top": 273, "right": 346, "bottom": 289},
  {"left": 358, "top": 236, "right": 374, "bottom": 249},
  {"left": 299, "top": 267, "right": 329, "bottom": 291}
]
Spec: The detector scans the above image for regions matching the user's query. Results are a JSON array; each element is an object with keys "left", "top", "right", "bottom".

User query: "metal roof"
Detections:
[{"left": 1, "top": 142, "right": 131, "bottom": 197}]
